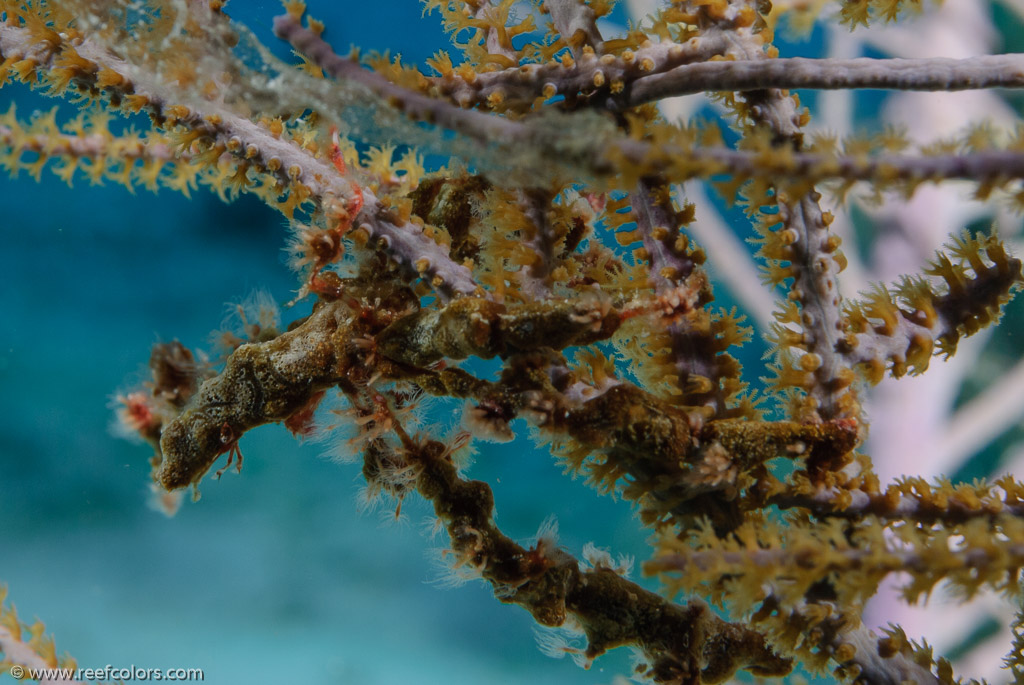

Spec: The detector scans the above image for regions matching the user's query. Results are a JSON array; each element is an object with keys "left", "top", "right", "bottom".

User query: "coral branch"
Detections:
[
  {"left": 772, "top": 474, "right": 1024, "bottom": 525},
  {"left": 648, "top": 516, "right": 1024, "bottom": 610},
  {"left": 543, "top": 0, "right": 604, "bottom": 59},
  {"left": 403, "top": 434, "right": 793, "bottom": 683},
  {"left": 430, "top": 32, "right": 731, "bottom": 110},
  {"left": 629, "top": 54, "right": 1024, "bottom": 104},
  {"left": 0, "top": 13, "right": 477, "bottom": 298},
  {"left": 840, "top": 231, "right": 1023, "bottom": 383},
  {"left": 272, "top": 15, "right": 528, "bottom": 150},
  {"left": 0, "top": 589, "right": 82, "bottom": 685}
]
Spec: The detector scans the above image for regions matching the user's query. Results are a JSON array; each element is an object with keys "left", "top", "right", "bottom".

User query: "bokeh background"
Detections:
[{"left": 2, "top": 1, "right": 1024, "bottom": 683}]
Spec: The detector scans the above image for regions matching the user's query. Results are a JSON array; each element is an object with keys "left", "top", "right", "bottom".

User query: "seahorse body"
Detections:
[{"left": 158, "top": 302, "right": 351, "bottom": 490}]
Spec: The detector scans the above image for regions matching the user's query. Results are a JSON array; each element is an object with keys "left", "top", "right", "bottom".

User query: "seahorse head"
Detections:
[{"left": 158, "top": 409, "right": 233, "bottom": 490}]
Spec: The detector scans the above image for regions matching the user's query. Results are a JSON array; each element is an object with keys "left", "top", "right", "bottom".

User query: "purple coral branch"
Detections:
[
  {"left": 614, "top": 141, "right": 1024, "bottom": 185},
  {"left": 430, "top": 44, "right": 1024, "bottom": 111},
  {"left": 274, "top": 16, "right": 1024, "bottom": 194},
  {"left": 515, "top": 188, "right": 558, "bottom": 298},
  {"left": 432, "top": 32, "right": 732, "bottom": 109},
  {"left": 543, "top": 0, "right": 604, "bottom": 59},
  {"left": 358, "top": 187, "right": 480, "bottom": 298},
  {"left": 772, "top": 484, "right": 1024, "bottom": 523},
  {"left": 272, "top": 15, "right": 525, "bottom": 149},
  {"left": 0, "top": 19, "right": 479, "bottom": 299},
  {"left": 629, "top": 181, "right": 734, "bottom": 417},
  {"left": 629, "top": 54, "right": 1024, "bottom": 104},
  {"left": 775, "top": 191, "right": 853, "bottom": 420}
]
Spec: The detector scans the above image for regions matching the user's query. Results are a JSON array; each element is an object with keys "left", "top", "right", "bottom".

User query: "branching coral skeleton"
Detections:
[{"left": 3, "top": 0, "right": 1024, "bottom": 683}]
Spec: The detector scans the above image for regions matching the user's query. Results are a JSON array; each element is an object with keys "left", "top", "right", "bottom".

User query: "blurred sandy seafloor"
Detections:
[{"left": 2, "top": 1, "right": 1024, "bottom": 684}]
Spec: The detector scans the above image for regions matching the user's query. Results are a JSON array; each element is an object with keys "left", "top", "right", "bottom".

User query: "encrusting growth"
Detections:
[
  {"left": 3, "top": 0, "right": 1024, "bottom": 683},
  {"left": 405, "top": 430, "right": 792, "bottom": 683}
]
